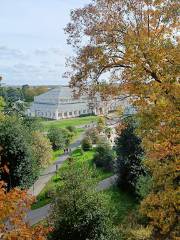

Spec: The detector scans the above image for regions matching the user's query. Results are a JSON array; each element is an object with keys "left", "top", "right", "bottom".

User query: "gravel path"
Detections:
[{"left": 26, "top": 175, "right": 117, "bottom": 226}]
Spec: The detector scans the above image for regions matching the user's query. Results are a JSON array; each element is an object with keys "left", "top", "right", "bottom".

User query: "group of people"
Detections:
[{"left": 63, "top": 148, "right": 71, "bottom": 154}]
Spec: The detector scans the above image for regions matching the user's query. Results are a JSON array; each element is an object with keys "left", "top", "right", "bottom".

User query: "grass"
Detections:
[
  {"left": 32, "top": 148, "right": 113, "bottom": 210},
  {"left": 41, "top": 116, "right": 98, "bottom": 131},
  {"left": 103, "top": 186, "right": 137, "bottom": 225},
  {"left": 50, "top": 127, "right": 84, "bottom": 163}
]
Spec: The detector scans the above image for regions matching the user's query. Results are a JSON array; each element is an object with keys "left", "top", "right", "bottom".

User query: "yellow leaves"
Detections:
[{"left": 0, "top": 182, "right": 50, "bottom": 240}]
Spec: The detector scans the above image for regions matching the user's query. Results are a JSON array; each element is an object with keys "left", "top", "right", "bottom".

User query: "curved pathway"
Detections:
[
  {"left": 28, "top": 134, "right": 84, "bottom": 196},
  {"left": 26, "top": 175, "right": 117, "bottom": 226}
]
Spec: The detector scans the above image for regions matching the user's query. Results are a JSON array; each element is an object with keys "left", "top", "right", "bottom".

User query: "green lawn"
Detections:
[
  {"left": 103, "top": 186, "right": 137, "bottom": 225},
  {"left": 41, "top": 116, "right": 98, "bottom": 131},
  {"left": 32, "top": 148, "right": 113, "bottom": 210}
]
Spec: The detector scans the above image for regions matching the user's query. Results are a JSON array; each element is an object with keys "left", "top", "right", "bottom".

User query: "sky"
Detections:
[{"left": 0, "top": 0, "right": 90, "bottom": 86}]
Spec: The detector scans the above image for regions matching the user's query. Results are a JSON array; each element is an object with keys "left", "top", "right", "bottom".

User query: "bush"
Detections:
[
  {"left": 81, "top": 136, "right": 92, "bottom": 151},
  {"left": 66, "top": 125, "right": 76, "bottom": 133},
  {"left": 115, "top": 118, "right": 144, "bottom": 194},
  {"left": 85, "top": 128, "right": 100, "bottom": 144},
  {"left": 47, "top": 127, "right": 72, "bottom": 150},
  {"left": 93, "top": 142, "right": 115, "bottom": 171},
  {"left": 97, "top": 116, "right": 106, "bottom": 133}
]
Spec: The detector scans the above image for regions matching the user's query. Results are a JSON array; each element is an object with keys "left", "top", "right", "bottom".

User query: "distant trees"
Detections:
[
  {"left": 49, "top": 161, "right": 118, "bottom": 240},
  {"left": 22, "top": 85, "right": 48, "bottom": 102},
  {"left": 115, "top": 119, "right": 144, "bottom": 194},
  {"left": 47, "top": 127, "right": 72, "bottom": 150}
]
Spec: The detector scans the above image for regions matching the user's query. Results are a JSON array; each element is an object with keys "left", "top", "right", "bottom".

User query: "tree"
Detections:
[
  {"left": 22, "top": 85, "right": 48, "bottom": 102},
  {"left": 97, "top": 116, "right": 106, "bottom": 133},
  {"left": 0, "top": 181, "right": 50, "bottom": 239},
  {"left": 81, "top": 136, "right": 92, "bottom": 151},
  {"left": 0, "top": 115, "right": 39, "bottom": 190},
  {"left": 65, "top": 1, "right": 179, "bottom": 238},
  {"left": 93, "top": 141, "right": 115, "bottom": 171},
  {"left": 86, "top": 127, "right": 100, "bottom": 144},
  {"left": 47, "top": 127, "right": 71, "bottom": 150},
  {"left": 0, "top": 97, "right": 5, "bottom": 112},
  {"left": 31, "top": 131, "right": 53, "bottom": 168},
  {"left": 115, "top": 119, "right": 144, "bottom": 194},
  {"left": 66, "top": 125, "right": 76, "bottom": 133},
  {"left": 49, "top": 161, "right": 117, "bottom": 240}
]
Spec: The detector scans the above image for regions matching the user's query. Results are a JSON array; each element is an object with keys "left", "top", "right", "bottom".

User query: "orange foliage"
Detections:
[
  {"left": 65, "top": 0, "right": 179, "bottom": 238},
  {"left": 0, "top": 182, "right": 50, "bottom": 240}
]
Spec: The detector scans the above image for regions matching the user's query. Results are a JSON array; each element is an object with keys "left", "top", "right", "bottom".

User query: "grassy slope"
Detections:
[
  {"left": 41, "top": 116, "right": 98, "bottom": 131},
  {"left": 103, "top": 186, "right": 137, "bottom": 225},
  {"left": 32, "top": 148, "right": 113, "bottom": 210}
]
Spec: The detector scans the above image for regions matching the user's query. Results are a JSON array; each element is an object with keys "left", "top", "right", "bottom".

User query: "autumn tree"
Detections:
[
  {"left": 0, "top": 181, "right": 50, "bottom": 239},
  {"left": 65, "top": 0, "right": 179, "bottom": 238},
  {"left": 31, "top": 131, "right": 53, "bottom": 168}
]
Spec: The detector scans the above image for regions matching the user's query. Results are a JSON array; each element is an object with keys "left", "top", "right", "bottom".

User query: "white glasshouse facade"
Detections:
[{"left": 27, "top": 86, "right": 119, "bottom": 120}]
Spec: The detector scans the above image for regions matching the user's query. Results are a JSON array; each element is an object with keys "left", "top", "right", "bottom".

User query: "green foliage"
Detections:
[
  {"left": 86, "top": 127, "right": 100, "bottom": 144},
  {"left": 0, "top": 115, "right": 39, "bottom": 189},
  {"left": 0, "top": 96, "right": 5, "bottom": 111},
  {"left": 81, "top": 136, "right": 92, "bottom": 151},
  {"left": 115, "top": 119, "right": 144, "bottom": 194},
  {"left": 0, "top": 86, "right": 23, "bottom": 103},
  {"left": 66, "top": 125, "right": 76, "bottom": 133},
  {"left": 93, "top": 141, "right": 115, "bottom": 171},
  {"left": 32, "top": 149, "right": 113, "bottom": 209},
  {"left": 49, "top": 161, "right": 118, "bottom": 240},
  {"left": 97, "top": 116, "right": 106, "bottom": 132},
  {"left": 22, "top": 85, "right": 48, "bottom": 102},
  {"left": 22, "top": 116, "right": 43, "bottom": 132},
  {"left": 31, "top": 131, "right": 53, "bottom": 168},
  {"left": 47, "top": 127, "right": 72, "bottom": 150},
  {"left": 136, "top": 175, "right": 153, "bottom": 199},
  {"left": 104, "top": 187, "right": 137, "bottom": 225}
]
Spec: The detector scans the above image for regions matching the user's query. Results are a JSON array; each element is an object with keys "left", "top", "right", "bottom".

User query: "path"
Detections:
[
  {"left": 28, "top": 134, "right": 84, "bottom": 196},
  {"left": 26, "top": 175, "right": 117, "bottom": 226}
]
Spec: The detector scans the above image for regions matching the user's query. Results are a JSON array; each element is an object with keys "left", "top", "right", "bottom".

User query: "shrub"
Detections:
[
  {"left": 85, "top": 127, "right": 100, "bottom": 144},
  {"left": 97, "top": 116, "right": 106, "bottom": 133},
  {"left": 66, "top": 125, "right": 76, "bottom": 133},
  {"left": 81, "top": 136, "right": 92, "bottom": 151},
  {"left": 93, "top": 142, "right": 115, "bottom": 171}
]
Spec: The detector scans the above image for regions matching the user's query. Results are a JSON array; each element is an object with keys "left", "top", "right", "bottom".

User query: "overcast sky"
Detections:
[{"left": 0, "top": 0, "right": 89, "bottom": 86}]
